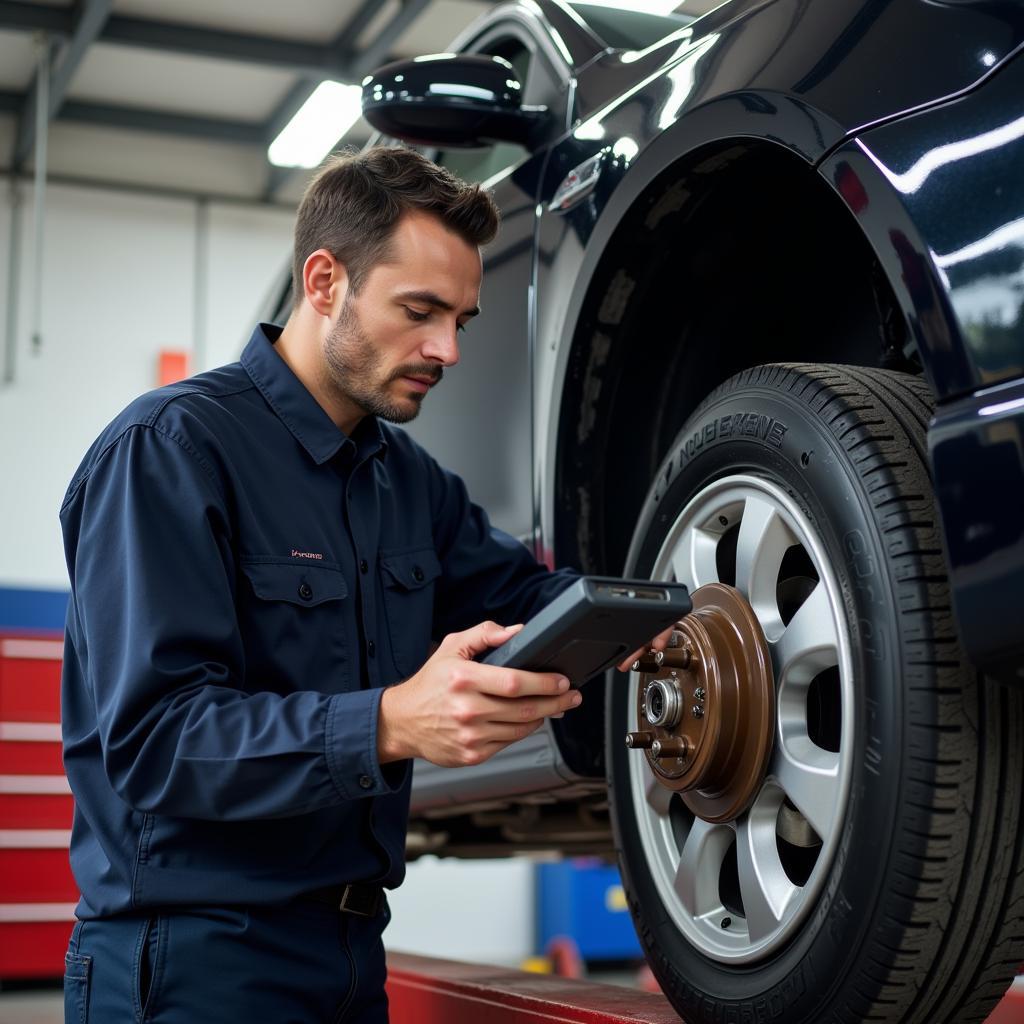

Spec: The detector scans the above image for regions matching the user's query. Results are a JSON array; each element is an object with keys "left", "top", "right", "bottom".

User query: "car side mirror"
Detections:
[{"left": 361, "top": 53, "right": 552, "bottom": 149}]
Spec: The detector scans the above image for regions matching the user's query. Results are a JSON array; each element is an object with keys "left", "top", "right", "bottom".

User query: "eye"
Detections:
[{"left": 404, "top": 307, "right": 429, "bottom": 322}]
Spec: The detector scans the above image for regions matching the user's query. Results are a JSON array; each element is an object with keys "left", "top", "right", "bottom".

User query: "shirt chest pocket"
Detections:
[
  {"left": 379, "top": 547, "right": 442, "bottom": 678},
  {"left": 239, "top": 560, "right": 350, "bottom": 691}
]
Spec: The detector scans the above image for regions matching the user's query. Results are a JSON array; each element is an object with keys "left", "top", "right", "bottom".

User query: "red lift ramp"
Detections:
[
  {"left": 385, "top": 954, "right": 1024, "bottom": 1024},
  {"left": 385, "top": 953, "right": 682, "bottom": 1024}
]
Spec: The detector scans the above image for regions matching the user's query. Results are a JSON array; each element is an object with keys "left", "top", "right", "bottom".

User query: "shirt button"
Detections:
[
  {"left": 359, "top": 559, "right": 368, "bottom": 574},
  {"left": 412, "top": 565, "right": 425, "bottom": 582},
  {"left": 367, "top": 640, "right": 376, "bottom": 657},
  {"left": 358, "top": 774, "right": 373, "bottom": 790},
  {"left": 298, "top": 582, "right": 313, "bottom": 601}
]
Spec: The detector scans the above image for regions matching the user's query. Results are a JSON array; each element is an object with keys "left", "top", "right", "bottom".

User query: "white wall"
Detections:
[
  {"left": 387, "top": 856, "right": 535, "bottom": 965},
  {"left": 0, "top": 180, "right": 295, "bottom": 589}
]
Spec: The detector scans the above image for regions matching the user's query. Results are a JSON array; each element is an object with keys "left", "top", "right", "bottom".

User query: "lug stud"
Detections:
[
  {"left": 632, "top": 649, "right": 665, "bottom": 672},
  {"left": 651, "top": 736, "right": 691, "bottom": 759},
  {"left": 625, "top": 731, "right": 654, "bottom": 749}
]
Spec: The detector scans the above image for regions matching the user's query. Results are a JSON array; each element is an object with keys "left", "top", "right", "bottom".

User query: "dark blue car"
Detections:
[{"left": 267, "top": 2, "right": 1024, "bottom": 1019}]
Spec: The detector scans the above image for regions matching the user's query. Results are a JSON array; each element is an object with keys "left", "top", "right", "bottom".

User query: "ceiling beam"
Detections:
[
  {"left": 0, "top": 1, "right": 70, "bottom": 33},
  {"left": 261, "top": 0, "right": 431, "bottom": 200},
  {"left": 0, "top": 89, "right": 266, "bottom": 146},
  {"left": 12, "top": 0, "right": 114, "bottom": 169},
  {"left": 59, "top": 101, "right": 266, "bottom": 144},
  {"left": 0, "top": 0, "right": 437, "bottom": 77},
  {"left": 99, "top": 16, "right": 343, "bottom": 77}
]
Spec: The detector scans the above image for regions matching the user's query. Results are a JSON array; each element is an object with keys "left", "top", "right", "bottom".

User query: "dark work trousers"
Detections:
[{"left": 63, "top": 900, "right": 391, "bottom": 1023}]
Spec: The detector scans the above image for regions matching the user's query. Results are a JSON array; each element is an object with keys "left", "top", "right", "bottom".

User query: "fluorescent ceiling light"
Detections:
[
  {"left": 574, "top": 0, "right": 681, "bottom": 14},
  {"left": 267, "top": 81, "right": 363, "bottom": 169}
]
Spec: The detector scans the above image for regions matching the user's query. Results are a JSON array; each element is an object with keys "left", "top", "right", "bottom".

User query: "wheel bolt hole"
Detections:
[
  {"left": 721, "top": 917, "right": 731, "bottom": 930},
  {"left": 718, "top": 515, "right": 728, "bottom": 526}
]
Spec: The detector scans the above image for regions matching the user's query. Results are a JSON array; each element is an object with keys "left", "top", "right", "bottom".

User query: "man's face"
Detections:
[{"left": 320, "top": 210, "right": 482, "bottom": 425}]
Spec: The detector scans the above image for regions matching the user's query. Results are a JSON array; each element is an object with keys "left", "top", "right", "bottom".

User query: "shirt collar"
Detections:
[{"left": 240, "top": 322, "right": 388, "bottom": 467}]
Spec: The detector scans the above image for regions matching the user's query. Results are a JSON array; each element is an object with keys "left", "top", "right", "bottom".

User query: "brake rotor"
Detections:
[{"left": 627, "top": 583, "right": 775, "bottom": 823}]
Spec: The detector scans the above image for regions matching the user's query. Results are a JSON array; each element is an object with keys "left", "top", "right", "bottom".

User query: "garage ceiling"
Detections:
[{"left": 0, "top": 0, "right": 717, "bottom": 205}]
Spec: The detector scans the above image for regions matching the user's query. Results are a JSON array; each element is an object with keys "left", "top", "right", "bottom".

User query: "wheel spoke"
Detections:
[
  {"left": 771, "top": 582, "right": 839, "bottom": 686},
  {"left": 643, "top": 762, "right": 673, "bottom": 816},
  {"left": 735, "top": 792, "right": 799, "bottom": 942},
  {"left": 670, "top": 525, "right": 719, "bottom": 591},
  {"left": 734, "top": 496, "right": 795, "bottom": 637},
  {"left": 673, "top": 817, "right": 733, "bottom": 918},
  {"left": 771, "top": 737, "right": 840, "bottom": 839}
]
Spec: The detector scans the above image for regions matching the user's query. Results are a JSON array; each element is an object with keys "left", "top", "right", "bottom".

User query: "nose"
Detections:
[{"left": 420, "top": 323, "right": 460, "bottom": 368}]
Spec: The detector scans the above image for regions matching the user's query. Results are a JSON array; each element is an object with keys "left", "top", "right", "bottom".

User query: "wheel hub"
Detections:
[{"left": 627, "top": 583, "right": 775, "bottom": 823}]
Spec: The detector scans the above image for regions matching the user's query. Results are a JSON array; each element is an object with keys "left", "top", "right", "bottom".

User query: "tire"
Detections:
[{"left": 607, "top": 363, "right": 1024, "bottom": 1023}]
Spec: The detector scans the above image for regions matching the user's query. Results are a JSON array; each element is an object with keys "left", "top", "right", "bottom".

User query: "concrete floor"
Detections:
[{"left": 0, "top": 983, "right": 63, "bottom": 1024}]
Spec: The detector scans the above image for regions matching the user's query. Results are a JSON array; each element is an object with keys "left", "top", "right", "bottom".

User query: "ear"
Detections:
[{"left": 302, "top": 248, "right": 349, "bottom": 317}]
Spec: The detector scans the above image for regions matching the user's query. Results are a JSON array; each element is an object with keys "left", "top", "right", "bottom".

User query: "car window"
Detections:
[{"left": 568, "top": 3, "right": 694, "bottom": 50}]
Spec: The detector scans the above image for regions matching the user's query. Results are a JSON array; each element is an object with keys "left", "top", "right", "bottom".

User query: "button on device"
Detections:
[
  {"left": 298, "top": 582, "right": 313, "bottom": 601},
  {"left": 368, "top": 640, "right": 376, "bottom": 657},
  {"left": 412, "top": 565, "right": 425, "bottom": 582},
  {"left": 358, "top": 775, "right": 373, "bottom": 790},
  {"left": 360, "top": 559, "right": 368, "bottom": 574}
]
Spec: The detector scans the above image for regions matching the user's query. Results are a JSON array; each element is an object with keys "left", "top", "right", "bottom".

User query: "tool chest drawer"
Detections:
[
  {"left": 0, "top": 722, "right": 64, "bottom": 773},
  {"left": 0, "top": 637, "right": 63, "bottom": 721},
  {"left": 0, "top": 839, "right": 78, "bottom": 902},
  {"left": 0, "top": 631, "right": 78, "bottom": 979},
  {"left": 0, "top": 912, "right": 76, "bottom": 979}
]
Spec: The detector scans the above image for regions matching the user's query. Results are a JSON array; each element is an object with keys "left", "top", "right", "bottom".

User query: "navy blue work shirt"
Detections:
[{"left": 59, "top": 322, "right": 578, "bottom": 919}]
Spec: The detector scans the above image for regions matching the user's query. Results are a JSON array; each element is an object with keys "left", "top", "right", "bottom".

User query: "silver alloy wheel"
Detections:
[{"left": 627, "top": 473, "right": 855, "bottom": 963}]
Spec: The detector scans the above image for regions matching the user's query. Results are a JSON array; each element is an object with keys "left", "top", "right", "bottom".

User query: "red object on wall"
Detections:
[{"left": 159, "top": 349, "right": 192, "bottom": 386}]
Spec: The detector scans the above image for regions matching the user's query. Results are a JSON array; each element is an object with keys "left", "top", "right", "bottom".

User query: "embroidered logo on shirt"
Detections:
[{"left": 291, "top": 549, "right": 324, "bottom": 560}]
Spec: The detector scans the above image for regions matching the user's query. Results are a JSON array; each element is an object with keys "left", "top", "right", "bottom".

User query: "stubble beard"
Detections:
[{"left": 321, "top": 297, "right": 441, "bottom": 425}]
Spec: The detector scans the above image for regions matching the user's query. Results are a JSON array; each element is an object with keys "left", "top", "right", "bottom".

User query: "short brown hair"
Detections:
[{"left": 291, "top": 145, "right": 500, "bottom": 308}]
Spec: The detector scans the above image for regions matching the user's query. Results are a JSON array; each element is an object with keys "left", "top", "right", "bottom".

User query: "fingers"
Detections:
[
  {"left": 437, "top": 620, "right": 524, "bottom": 660},
  {"left": 468, "top": 689, "right": 582, "bottom": 725},
  {"left": 651, "top": 624, "right": 676, "bottom": 651},
  {"left": 618, "top": 645, "right": 646, "bottom": 673},
  {"left": 469, "top": 663, "right": 572, "bottom": 699},
  {"left": 617, "top": 624, "right": 681, "bottom": 671}
]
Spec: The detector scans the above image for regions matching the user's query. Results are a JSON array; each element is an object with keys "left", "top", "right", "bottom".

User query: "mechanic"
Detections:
[{"left": 58, "top": 145, "right": 673, "bottom": 1023}]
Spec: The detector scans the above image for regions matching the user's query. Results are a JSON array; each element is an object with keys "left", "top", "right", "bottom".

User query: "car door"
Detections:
[{"left": 403, "top": 21, "right": 572, "bottom": 548}]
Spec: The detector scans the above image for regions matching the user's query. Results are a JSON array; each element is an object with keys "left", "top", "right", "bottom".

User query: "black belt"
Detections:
[{"left": 298, "top": 883, "right": 385, "bottom": 917}]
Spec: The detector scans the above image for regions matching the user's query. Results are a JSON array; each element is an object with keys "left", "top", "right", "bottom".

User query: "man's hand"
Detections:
[
  {"left": 377, "top": 621, "right": 583, "bottom": 768},
  {"left": 617, "top": 623, "right": 678, "bottom": 673}
]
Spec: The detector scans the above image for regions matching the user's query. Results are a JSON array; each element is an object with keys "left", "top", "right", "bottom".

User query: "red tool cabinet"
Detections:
[{"left": 0, "top": 633, "right": 77, "bottom": 978}]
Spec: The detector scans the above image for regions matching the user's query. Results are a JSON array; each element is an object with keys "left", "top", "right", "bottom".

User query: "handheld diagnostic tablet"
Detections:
[{"left": 479, "top": 576, "right": 692, "bottom": 686}]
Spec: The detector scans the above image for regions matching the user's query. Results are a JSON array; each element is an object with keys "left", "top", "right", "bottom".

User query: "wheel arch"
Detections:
[{"left": 548, "top": 136, "right": 923, "bottom": 578}]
